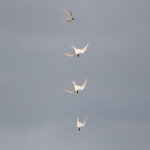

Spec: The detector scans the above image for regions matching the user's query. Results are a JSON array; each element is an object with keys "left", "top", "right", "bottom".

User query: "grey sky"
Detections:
[{"left": 0, "top": 0, "right": 150, "bottom": 150}]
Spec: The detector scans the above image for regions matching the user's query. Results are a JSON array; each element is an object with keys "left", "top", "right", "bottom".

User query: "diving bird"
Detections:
[
  {"left": 65, "top": 79, "right": 88, "bottom": 96},
  {"left": 61, "top": 8, "right": 75, "bottom": 22},
  {"left": 76, "top": 115, "right": 87, "bottom": 131},
  {"left": 63, "top": 42, "right": 89, "bottom": 58}
]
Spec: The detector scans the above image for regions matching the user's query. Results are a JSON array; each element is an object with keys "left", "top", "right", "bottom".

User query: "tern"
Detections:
[
  {"left": 63, "top": 42, "right": 89, "bottom": 58},
  {"left": 65, "top": 79, "right": 87, "bottom": 96},
  {"left": 76, "top": 115, "right": 87, "bottom": 131},
  {"left": 61, "top": 8, "right": 75, "bottom": 22}
]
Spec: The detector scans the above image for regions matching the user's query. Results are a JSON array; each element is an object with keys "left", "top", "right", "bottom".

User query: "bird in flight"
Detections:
[
  {"left": 61, "top": 8, "right": 75, "bottom": 22},
  {"left": 63, "top": 42, "right": 89, "bottom": 58},
  {"left": 65, "top": 79, "right": 87, "bottom": 96},
  {"left": 76, "top": 115, "right": 87, "bottom": 131}
]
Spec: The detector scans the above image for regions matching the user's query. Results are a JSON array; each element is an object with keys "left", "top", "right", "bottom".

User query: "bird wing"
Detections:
[
  {"left": 83, "top": 115, "right": 88, "bottom": 126},
  {"left": 63, "top": 52, "right": 74, "bottom": 57},
  {"left": 78, "top": 79, "right": 88, "bottom": 91},
  {"left": 80, "top": 117, "right": 87, "bottom": 127},
  {"left": 76, "top": 117, "right": 79, "bottom": 127},
  {"left": 71, "top": 45, "right": 77, "bottom": 52},
  {"left": 77, "top": 42, "right": 89, "bottom": 54},
  {"left": 76, "top": 119, "right": 83, "bottom": 128},
  {"left": 78, "top": 121, "right": 86, "bottom": 128},
  {"left": 62, "top": 8, "right": 72, "bottom": 18},
  {"left": 76, "top": 116, "right": 87, "bottom": 128},
  {"left": 64, "top": 89, "right": 74, "bottom": 94}
]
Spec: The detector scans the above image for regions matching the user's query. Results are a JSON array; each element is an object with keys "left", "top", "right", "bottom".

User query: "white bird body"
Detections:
[
  {"left": 61, "top": 8, "right": 75, "bottom": 22},
  {"left": 63, "top": 42, "right": 89, "bottom": 58},
  {"left": 76, "top": 116, "right": 87, "bottom": 131},
  {"left": 65, "top": 79, "right": 87, "bottom": 95}
]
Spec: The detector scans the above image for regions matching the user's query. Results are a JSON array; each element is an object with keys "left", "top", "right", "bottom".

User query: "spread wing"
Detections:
[
  {"left": 71, "top": 45, "right": 77, "bottom": 52},
  {"left": 78, "top": 79, "right": 88, "bottom": 91},
  {"left": 64, "top": 89, "right": 74, "bottom": 94},
  {"left": 76, "top": 117, "right": 80, "bottom": 127},
  {"left": 62, "top": 8, "right": 72, "bottom": 19},
  {"left": 83, "top": 115, "right": 88, "bottom": 126},
  {"left": 77, "top": 42, "right": 89, "bottom": 54},
  {"left": 63, "top": 52, "right": 74, "bottom": 57}
]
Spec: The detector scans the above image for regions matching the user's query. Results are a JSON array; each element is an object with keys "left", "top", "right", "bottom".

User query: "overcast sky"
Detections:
[{"left": 0, "top": 0, "right": 150, "bottom": 150}]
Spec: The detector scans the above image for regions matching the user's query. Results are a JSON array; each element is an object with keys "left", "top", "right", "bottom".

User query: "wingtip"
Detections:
[
  {"left": 60, "top": 6, "right": 64, "bottom": 10},
  {"left": 61, "top": 7, "right": 66, "bottom": 12},
  {"left": 62, "top": 53, "right": 67, "bottom": 57},
  {"left": 64, "top": 89, "right": 68, "bottom": 93},
  {"left": 86, "top": 42, "right": 90, "bottom": 46},
  {"left": 85, "top": 114, "right": 88, "bottom": 120},
  {"left": 84, "top": 79, "right": 88, "bottom": 86},
  {"left": 64, "top": 89, "right": 69, "bottom": 94},
  {"left": 71, "top": 45, "right": 75, "bottom": 48},
  {"left": 62, "top": 53, "right": 67, "bottom": 56}
]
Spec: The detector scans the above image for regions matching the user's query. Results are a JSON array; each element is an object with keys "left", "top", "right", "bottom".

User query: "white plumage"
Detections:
[
  {"left": 61, "top": 8, "right": 75, "bottom": 22},
  {"left": 76, "top": 115, "right": 87, "bottom": 131},
  {"left": 63, "top": 42, "right": 89, "bottom": 58},
  {"left": 65, "top": 79, "right": 88, "bottom": 96}
]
